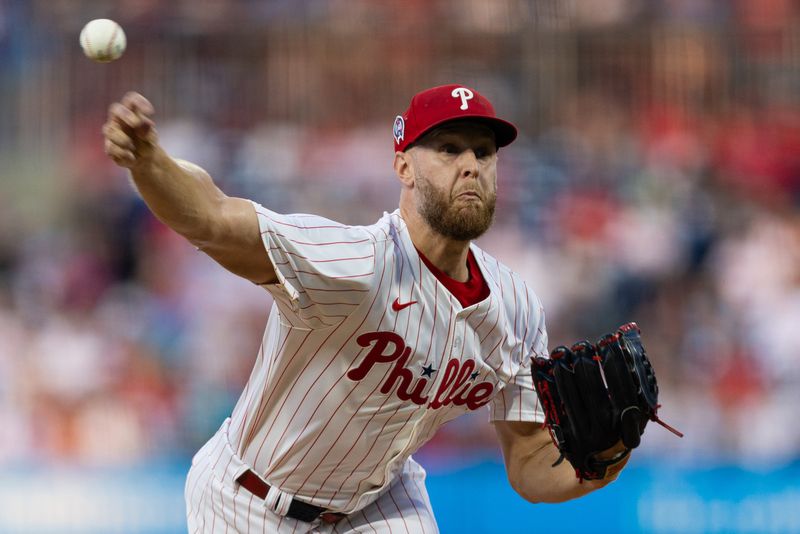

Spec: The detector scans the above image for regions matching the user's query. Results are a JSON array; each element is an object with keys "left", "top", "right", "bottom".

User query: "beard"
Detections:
[{"left": 415, "top": 172, "right": 496, "bottom": 241}]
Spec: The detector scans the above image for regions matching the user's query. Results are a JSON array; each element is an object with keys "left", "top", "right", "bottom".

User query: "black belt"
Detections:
[{"left": 235, "top": 469, "right": 345, "bottom": 524}]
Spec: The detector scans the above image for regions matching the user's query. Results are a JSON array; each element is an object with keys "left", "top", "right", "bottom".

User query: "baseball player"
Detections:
[{"left": 102, "top": 84, "right": 629, "bottom": 533}]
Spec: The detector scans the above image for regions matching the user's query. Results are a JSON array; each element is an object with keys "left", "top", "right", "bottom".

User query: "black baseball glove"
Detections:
[{"left": 531, "top": 322, "right": 682, "bottom": 481}]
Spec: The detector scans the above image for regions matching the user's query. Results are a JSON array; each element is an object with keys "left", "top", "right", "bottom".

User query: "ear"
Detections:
[{"left": 393, "top": 151, "right": 415, "bottom": 188}]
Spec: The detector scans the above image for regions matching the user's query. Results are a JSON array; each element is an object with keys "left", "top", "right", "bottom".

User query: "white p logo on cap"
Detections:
[{"left": 451, "top": 87, "right": 474, "bottom": 110}]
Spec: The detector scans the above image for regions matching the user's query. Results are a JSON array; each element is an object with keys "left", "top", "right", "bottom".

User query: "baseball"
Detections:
[{"left": 79, "top": 19, "right": 126, "bottom": 63}]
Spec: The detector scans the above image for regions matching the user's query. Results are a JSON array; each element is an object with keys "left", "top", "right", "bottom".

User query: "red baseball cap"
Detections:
[{"left": 393, "top": 84, "right": 518, "bottom": 152}]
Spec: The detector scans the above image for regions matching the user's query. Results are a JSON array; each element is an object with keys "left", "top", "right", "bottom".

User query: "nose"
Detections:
[{"left": 459, "top": 150, "right": 480, "bottom": 179}]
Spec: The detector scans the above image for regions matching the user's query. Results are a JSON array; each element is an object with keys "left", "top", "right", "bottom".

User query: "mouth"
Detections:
[{"left": 456, "top": 191, "right": 481, "bottom": 200}]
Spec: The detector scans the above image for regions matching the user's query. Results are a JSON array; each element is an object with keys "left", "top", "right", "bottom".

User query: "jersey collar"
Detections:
[{"left": 388, "top": 209, "right": 499, "bottom": 315}]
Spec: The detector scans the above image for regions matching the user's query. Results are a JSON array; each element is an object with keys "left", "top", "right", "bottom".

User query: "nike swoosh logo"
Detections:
[{"left": 392, "top": 298, "right": 417, "bottom": 311}]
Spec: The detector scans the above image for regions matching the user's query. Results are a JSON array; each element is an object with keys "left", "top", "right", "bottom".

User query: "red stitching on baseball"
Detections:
[
  {"left": 83, "top": 32, "right": 93, "bottom": 57},
  {"left": 106, "top": 24, "right": 118, "bottom": 58}
]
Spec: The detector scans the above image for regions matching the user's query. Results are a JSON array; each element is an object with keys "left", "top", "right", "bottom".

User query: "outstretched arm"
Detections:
[
  {"left": 494, "top": 421, "right": 627, "bottom": 504},
  {"left": 103, "top": 92, "right": 276, "bottom": 285}
]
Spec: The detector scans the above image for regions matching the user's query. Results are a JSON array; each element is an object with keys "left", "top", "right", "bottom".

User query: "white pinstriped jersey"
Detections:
[{"left": 224, "top": 202, "right": 548, "bottom": 514}]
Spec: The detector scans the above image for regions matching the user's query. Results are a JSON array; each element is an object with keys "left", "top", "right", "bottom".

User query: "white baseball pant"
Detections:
[{"left": 185, "top": 419, "right": 440, "bottom": 534}]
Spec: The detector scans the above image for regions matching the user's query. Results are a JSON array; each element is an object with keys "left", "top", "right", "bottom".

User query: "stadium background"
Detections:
[{"left": 2, "top": 0, "right": 800, "bottom": 532}]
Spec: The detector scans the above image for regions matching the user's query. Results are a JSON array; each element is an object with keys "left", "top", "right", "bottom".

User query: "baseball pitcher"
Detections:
[{"left": 102, "top": 84, "right": 680, "bottom": 533}]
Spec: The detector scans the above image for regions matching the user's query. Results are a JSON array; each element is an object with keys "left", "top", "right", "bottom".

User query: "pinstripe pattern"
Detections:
[
  {"left": 186, "top": 420, "right": 437, "bottom": 533},
  {"left": 190, "top": 205, "right": 545, "bottom": 530}
]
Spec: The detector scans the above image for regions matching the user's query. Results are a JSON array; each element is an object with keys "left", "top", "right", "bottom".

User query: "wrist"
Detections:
[
  {"left": 596, "top": 448, "right": 629, "bottom": 480},
  {"left": 129, "top": 143, "right": 166, "bottom": 175}
]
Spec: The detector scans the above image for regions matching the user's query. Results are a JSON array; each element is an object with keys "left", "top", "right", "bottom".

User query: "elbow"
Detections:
[
  {"left": 507, "top": 470, "right": 545, "bottom": 504},
  {"left": 510, "top": 482, "right": 579, "bottom": 505},
  {"left": 507, "top": 468, "right": 584, "bottom": 505},
  {"left": 514, "top": 489, "right": 544, "bottom": 505},
  {"left": 510, "top": 483, "right": 551, "bottom": 505}
]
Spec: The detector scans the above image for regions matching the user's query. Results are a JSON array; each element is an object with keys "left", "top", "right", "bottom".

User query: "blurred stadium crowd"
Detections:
[{"left": 1, "top": 0, "right": 800, "bottom": 472}]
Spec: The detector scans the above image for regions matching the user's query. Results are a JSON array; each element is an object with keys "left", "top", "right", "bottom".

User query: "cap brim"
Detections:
[
  {"left": 409, "top": 115, "right": 518, "bottom": 150},
  {"left": 476, "top": 116, "right": 518, "bottom": 148}
]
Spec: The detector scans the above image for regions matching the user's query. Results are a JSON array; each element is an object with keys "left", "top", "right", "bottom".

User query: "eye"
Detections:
[
  {"left": 475, "top": 147, "right": 491, "bottom": 159},
  {"left": 440, "top": 143, "right": 460, "bottom": 155}
]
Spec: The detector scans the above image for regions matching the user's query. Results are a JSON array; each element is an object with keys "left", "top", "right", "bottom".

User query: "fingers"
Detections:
[
  {"left": 122, "top": 91, "right": 155, "bottom": 116},
  {"left": 107, "top": 102, "right": 154, "bottom": 136},
  {"left": 103, "top": 122, "right": 134, "bottom": 151},
  {"left": 103, "top": 92, "right": 158, "bottom": 168},
  {"left": 104, "top": 136, "right": 136, "bottom": 168},
  {"left": 121, "top": 92, "right": 156, "bottom": 136}
]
